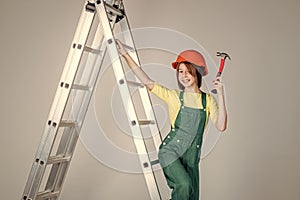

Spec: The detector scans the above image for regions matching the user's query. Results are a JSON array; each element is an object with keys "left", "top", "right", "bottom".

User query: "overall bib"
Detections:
[{"left": 158, "top": 91, "right": 207, "bottom": 200}]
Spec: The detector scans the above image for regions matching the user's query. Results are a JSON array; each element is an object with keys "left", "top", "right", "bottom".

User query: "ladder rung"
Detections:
[
  {"left": 83, "top": 46, "right": 101, "bottom": 54},
  {"left": 150, "top": 159, "right": 160, "bottom": 166},
  {"left": 121, "top": 42, "right": 134, "bottom": 51},
  {"left": 72, "top": 84, "right": 90, "bottom": 91},
  {"left": 127, "top": 81, "right": 144, "bottom": 88},
  {"left": 47, "top": 155, "right": 71, "bottom": 165},
  {"left": 105, "top": 3, "right": 124, "bottom": 17},
  {"left": 138, "top": 120, "right": 155, "bottom": 125},
  {"left": 60, "top": 120, "right": 78, "bottom": 127},
  {"left": 36, "top": 190, "right": 60, "bottom": 199}
]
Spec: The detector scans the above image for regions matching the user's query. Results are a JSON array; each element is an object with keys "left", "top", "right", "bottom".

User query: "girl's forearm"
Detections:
[
  {"left": 216, "top": 92, "right": 227, "bottom": 132},
  {"left": 122, "top": 53, "right": 154, "bottom": 89}
]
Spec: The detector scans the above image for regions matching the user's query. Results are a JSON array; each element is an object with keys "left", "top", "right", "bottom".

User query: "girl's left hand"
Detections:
[{"left": 212, "top": 77, "right": 225, "bottom": 95}]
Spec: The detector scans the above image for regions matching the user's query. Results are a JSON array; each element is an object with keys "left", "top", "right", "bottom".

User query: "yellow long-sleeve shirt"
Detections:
[{"left": 150, "top": 82, "right": 219, "bottom": 128}]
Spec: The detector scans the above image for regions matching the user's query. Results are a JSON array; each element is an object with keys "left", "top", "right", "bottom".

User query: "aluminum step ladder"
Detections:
[{"left": 22, "top": 0, "right": 164, "bottom": 199}]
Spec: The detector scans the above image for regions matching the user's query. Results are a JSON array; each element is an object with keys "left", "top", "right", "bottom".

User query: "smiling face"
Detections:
[{"left": 176, "top": 62, "right": 200, "bottom": 89}]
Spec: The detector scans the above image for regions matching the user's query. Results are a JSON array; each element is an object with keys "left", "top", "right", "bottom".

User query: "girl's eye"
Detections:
[{"left": 179, "top": 70, "right": 183, "bottom": 73}]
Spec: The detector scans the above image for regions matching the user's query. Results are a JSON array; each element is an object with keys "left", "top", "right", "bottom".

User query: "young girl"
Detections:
[{"left": 116, "top": 40, "right": 227, "bottom": 200}]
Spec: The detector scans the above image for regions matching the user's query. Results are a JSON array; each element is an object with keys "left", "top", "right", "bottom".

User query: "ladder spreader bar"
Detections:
[{"left": 126, "top": 80, "right": 144, "bottom": 88}]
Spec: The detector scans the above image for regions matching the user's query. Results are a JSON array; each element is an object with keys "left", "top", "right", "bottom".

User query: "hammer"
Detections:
[{"left": 211, "top": 52, "right": 231, "bottom": 94}]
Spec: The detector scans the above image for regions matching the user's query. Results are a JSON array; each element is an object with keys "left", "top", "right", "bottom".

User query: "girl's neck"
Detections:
[{"left": 184, "top": 85, "right": 201, "bottom": 94}]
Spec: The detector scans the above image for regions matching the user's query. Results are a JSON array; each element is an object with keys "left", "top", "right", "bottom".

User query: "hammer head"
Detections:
[{"left": 217, "top": 52, "right": 231, "bottom": 60}]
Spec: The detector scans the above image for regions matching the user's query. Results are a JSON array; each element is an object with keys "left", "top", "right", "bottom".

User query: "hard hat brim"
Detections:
[{"left": 171, "top": 61, "right": 208, "bottom": 76}]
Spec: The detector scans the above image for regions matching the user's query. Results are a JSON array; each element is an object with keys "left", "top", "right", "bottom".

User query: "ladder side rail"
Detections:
[
  {"left": 119, "top": 17, "right": 163, "bottom": 153},
  {"left": 94, "top": 1, "right": 162, "bottom": 199},
  {"left": 27, "top": 1, "right": 115, "bottom": 196},
  {"left": 43, "top": 126, "right": 75, "bottom": 195},
  {"left": 95, "top": 1, "right": 140, "bottom": 138},
  {"left": 22, "top": 4, "right": 96, "bottom": 200},
  {"left": 47, "top": 4, "right": 93, "bottom": 125},
  {"left": 35, "top": 9, "right": 95, "bottom": 195},
  {"left": 43, "top": 19, "right": 116, "bottom": 196},
  {"left": 119, "top": 13, "right": 164, "bottom": 198},
  {"left": 41, "top": 128, "right": 79, "bottom": 199},
  {"left": 46, "top": 17, "right": 121, "bottom": 198},
  {"left": 30, "top": 3, "right": 95, "bottom": 165},
  {"left": 48, "top": 38, "right": 110, "bottom": 197},
  {"left": 68, "top": 25, "right": 104, "bottom": 126},
  {"left": 74, "top": 15, "right": 118, "bottom": 123},
  {"left": 50, "top": 10, "right": 95, "bottom": 130}
]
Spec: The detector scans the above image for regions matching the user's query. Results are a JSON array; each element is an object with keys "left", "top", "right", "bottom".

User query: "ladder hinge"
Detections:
[
  {"left": 106, "top": 3, "right": 125, "bottom": 23},
  {"left": 86, "top": 2, "right": 96, "bottom": 13}
]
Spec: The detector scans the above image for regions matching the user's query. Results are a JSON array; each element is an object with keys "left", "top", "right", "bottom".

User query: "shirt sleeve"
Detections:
[
  {"left": 150, "top": 82, "right": 176, "bottom": 102},
  {"left": 207, "top": 94, "right": 219, "bottom": 124}
]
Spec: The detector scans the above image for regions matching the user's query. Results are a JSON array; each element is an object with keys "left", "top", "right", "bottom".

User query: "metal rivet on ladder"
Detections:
[
  {"left": 23, "top": 196, "right": 27, "bottom": 200},
  {"left": 64, "top": 83, "right": 69, "bottom": 89},
  {"left": 77, "top": 44, "right": 82, "bottom": 49},
  {"left": 35, "top": 158, "right": 39, "bottom": 163},
  {"left": 131, "top": 120, "right": 136, "bottom": 126},
  {"left": 96, "top": 0, "right": 101, "bottom": 4},
  {"left": 119, "top": 79, "right": 124, "bottom": 85},
  {"left": 60, "top": 82, "right": 64, "bottom": 87},
  {"left": 107, "top": 39, "right": 113, "bottom": 44},
  {"left": 40, "top": 160, "right": 45, "bottom": 165},
  {"left": 48, "top": 120, "right": 51, "bottom": 126},
  {"left": 143, "top": 162, "right": 149, "bottom": 168},
  {"left": 52, "top": 122, "right": 57, "bottom": 127},
  {"left": 72, "top": 43, "right": 76, "bottom": 48}
]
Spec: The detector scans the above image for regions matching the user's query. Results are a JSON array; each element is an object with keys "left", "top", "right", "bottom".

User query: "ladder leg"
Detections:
[
  {"left": 94, "top": 1, "right": 163, "bottom": 199},
  {"left": 22, "top": 0, "right": 166, "bottom": 199},
  {"left": 119, "top": 15, "right": 163, "bottom": 152},
  {"left": 41, "top": 18, "right": 117, "bottom": 198},
  {"left": 119, "top": 16, "right": 165, "bottom": 198},
  {"left": 22, "top": 2, "right": 96, "bottom": 199}
]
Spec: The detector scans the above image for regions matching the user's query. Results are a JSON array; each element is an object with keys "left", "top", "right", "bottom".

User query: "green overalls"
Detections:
[{"left": 158, "top": 91, "right": 207, "bottom": 200}]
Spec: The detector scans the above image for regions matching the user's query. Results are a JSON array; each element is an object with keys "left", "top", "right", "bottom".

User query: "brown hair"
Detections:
[{"left": 176, "top": 62, "right": 202, "bottom": 90}]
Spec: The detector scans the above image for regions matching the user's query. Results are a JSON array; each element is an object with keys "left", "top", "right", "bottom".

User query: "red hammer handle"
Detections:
[
  {"left": 211, "top": 58, "right": 225, "bottom": 94},
  {"left": 217, "top": 58, "right": 225, "bottom": 77}
]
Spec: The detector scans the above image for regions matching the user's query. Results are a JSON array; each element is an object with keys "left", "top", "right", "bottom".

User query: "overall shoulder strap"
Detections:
[
  {"left": 179, "top": 91, "right": 184, "bottom": 105},
  {"left": 201, "top": 92, "right": 207, "bottom": 109}
]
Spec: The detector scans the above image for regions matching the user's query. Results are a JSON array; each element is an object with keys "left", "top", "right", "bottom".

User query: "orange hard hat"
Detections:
[{"left": 172, "top": 50, "right": 208, "bottom": 76}]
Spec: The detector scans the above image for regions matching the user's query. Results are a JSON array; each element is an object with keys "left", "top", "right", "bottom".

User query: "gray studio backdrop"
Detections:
[{"left": 0, "top": 0, "right": 299, "bottom": 200}]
